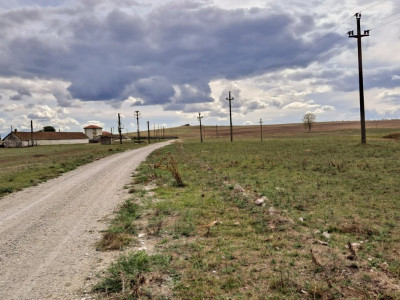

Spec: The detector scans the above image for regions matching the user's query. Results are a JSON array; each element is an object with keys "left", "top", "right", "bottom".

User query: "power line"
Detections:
[
  {"left": 360, "top": 2, "right": 382, "bottom": 13},
  {"left": 364, "top": 9, "right": 400, "bottom": 29},
  {"left": 288, "top": 15, "right": 354, "bottom": 66},
  {"left": 371, "top": 15, "right": 400, "bottom": 30},
  {"left": 294, "top": 35, "right": 347, "bottom": 67},
  {"left": 288, "top": 2, "right": 398, "bottom": 68}
]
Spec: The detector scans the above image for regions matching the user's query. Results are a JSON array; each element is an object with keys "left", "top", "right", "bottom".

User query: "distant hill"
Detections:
[{"left": 130, "top": 120, "right": 400, "bottom": 140}]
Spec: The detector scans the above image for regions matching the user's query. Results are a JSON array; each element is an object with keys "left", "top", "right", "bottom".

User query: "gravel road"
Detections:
[{"left": 0, "top": 141, "right": 171, "bottom": 300}]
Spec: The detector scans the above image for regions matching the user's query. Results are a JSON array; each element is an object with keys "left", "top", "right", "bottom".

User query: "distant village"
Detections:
[{"left": 0, "top": 125, "right": 130, "bottom": 148}]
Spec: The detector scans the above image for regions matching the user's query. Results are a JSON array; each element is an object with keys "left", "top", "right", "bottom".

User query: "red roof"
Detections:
[
  {"left": 84, "top": 125, "right": 102, "bottom": 129},
  {"left": 11, "top": 132, "right": 88, "bottom": 141}
]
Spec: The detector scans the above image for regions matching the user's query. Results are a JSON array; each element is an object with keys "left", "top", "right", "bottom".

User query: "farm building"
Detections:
[
  {"left": 102, "top": 131, "right": 131, "bottom": 141},
  {"left": 100, "top": 135, "right": 114, "bottom": 145},
  {"left": 84, "top": 125, "right": 102, "bottom": 140},
  {"left": 91, "top": 131, "right": 131, "bottom": 144},
  {"left": 2, "top": 130, "right": 89, "bottom": 147}
]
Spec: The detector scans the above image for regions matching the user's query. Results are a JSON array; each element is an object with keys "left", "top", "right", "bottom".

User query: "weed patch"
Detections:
[
  {"left": 97, "top": 200, "right": 140, "bottom": 251},
  {"left": 94, "top": 251, "right": 171, "bottom": 297},
  {"left": 94, "top": 134, "right": 400, "bottom": 298}
]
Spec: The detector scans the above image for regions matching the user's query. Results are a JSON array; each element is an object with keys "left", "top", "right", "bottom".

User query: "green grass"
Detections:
[
  {"left": 94, "top": 250, "right": 171, "bottom": 297},
  {"left": 96, "top": 129, "right": 400, "bottom": 299},
  {"left": 0, "top": 142, "right": 145, "bottom": 197},
  {"left": 96, "top": 199, "right": 141, "bottom": 251}
]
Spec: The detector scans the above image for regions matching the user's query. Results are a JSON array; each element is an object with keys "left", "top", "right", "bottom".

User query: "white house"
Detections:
[
  {"left": 84, "top": 125, "right": 102, "bottom": 140},
  {"left": 2, "top": 130, "right": 89, "bottom": 147}
]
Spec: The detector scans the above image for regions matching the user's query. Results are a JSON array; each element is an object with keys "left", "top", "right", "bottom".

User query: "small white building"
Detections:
[
  {"left": 84, "top": 125, "right": 103, "bottom": 140},
  {"left": 2, "top": 130, "right": 89, "bottom": 147}
]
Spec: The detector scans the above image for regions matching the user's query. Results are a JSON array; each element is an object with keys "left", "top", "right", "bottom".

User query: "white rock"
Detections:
[
  {"left": 322, "top": 231, "right": 331, "bottom": 239},
  {"left": 299, "top": 217, "right": 304, "bottom": 222},
  {"left": 255, "top": 197, "right": 266, "bottom": 206},
  {"left": 317, "top": 240, "right": 328, "bottom": 246},
  {"left": 269, "top": 207, "right": 276, "bottom": 214}
]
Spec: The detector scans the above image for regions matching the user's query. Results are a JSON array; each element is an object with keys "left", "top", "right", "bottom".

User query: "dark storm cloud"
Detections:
[
  {"left": 326, "top": 67, "right": 400, "bottom": 92},
  {"left": 10, "top": 88, "right": 32, "bottom": 101},
  {"left": 0, "top": 1, "right": 342, "bottom": 109}
]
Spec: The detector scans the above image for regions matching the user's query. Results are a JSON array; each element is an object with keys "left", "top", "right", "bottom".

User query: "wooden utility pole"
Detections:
[
  {"left": 259, "top": 118, "right": 263, "bottom": 142},
  {"left": 197, "top": 112, "right": 204, "bottom": 143},
  {"left": 226, "top": 91, "right": 234, "bottom": 142},
  {"left": 348, "top": 13, "right": 369, "bottom": 144},
  {"left": 30, "top": 120, "right": 34, "bottom": 147},
  {"left": 134, "top": 111, "right": 140, "bottom": 143},
  {"left": 118, "top": 113, "right": 123, "bottom": 144},
  {"left": 147, "top": 121, "right": 151, "bottom": 144}
]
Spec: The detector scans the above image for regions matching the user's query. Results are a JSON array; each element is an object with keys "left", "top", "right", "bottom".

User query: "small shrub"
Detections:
[
  {"left": 96, "top": 232, "right": 132, "bottom": 251},
  {"left": 94, "top": 251, "right": 171, "bottom": 295},
  {"left": 94, "top": 251, "right": 150, "bottom": 293},
  {"left": 161, "top": 154, "right": 185, "bottom": 187},
  {"left": 97, "top": 200, "right": 140, "bottom": 250},
  {"left": 0, "top": 186, "right": 14, "bottom": 194}
]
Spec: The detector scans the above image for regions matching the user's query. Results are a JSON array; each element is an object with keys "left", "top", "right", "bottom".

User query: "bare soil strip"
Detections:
[{"left": 0, "top": 141, "right": 171, "bottom": 300}]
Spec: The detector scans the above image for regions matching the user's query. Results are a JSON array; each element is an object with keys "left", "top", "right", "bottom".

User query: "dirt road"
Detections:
[{"left": 0, "top": 141, "right": 171, "bottom": 299}]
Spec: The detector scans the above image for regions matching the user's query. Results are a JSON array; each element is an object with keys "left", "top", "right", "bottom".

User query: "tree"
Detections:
[
  {"left": 43, "top": 126, "right": 56, "bottom": 132},
  {"left": 303, "top": 113, "right": 316, "bottom": 132}
]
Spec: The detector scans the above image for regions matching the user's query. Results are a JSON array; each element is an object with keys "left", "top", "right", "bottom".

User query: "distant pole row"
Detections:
[
  {"left": 195, "top": 14, "right": 369, "bottom": 145},
  {"left": 115, "top": 111, "right": 167, "bottom": 144}
]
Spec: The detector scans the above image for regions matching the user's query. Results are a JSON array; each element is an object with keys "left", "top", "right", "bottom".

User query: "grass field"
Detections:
[
  {"left": 2, "top": 122, "right": 400, "bottom": 298},
  {"left": 95, "top": 127, "right": 400, "bottom": 299},
  {"left": 0, "top": 142, "right": 145, "bottom": 197}
]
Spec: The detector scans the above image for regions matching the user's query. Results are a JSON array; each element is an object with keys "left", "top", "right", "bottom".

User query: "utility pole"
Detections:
[
  {"left": 197, "top": 112, "right": 204, "bottom": 143},
  {"left": 226, "top": 91, "right": 234, "bottom": 142},
  {"left": 147, "top": 121, "right": 151, "bottom": 144},
  {"left": 134, "top": 111, "right": 140, "bottom": 143},
  {"left": 118, "top": 113, "right": 123, "bottom": 144},
  {"left": 348, "top": 13, "right": 369, "bottom": 144},
  {"left": 30, "top": 120, "right": 34, "bottom": 147},
  {"left": 259, "top": 118, "right": 263, "bottom": 142}
]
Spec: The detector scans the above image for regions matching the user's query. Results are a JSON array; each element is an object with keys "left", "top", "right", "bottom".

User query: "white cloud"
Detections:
[
  {"left": 27, "top": 105, "right": 57, "bottom": 120},
  {"left": 83, "top": 120, "right": 105, "bottom": 129},
  {"left": 392, "top": 75, "right": 400, "bottom": 80},
  {"left": 3, "top": 104, "right": 22, "bottom": 112},
  {"left": 313, "top": 105, "right": 336, "bottom": 114},
  {"left": 282, "top": 101, "right": 320, "bottom": 110}
]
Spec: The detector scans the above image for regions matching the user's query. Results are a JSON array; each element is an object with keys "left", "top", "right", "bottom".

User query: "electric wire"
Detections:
[
  {"left": 371, "top": 15, "right": 400, "bottom": 30},
  {"left": 279, "top": 2, "right": 398, "bottom": 70},
  {"left": 364, "top": 9, "right": 400, "bottom": 29},
  {"left": 287, "top": 14, "right": 354, "bottom": 66},
  {"left": 359, "top": 2, "right": 382, "bottom": 13}
]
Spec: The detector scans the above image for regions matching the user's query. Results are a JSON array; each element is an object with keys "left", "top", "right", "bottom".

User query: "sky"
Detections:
[{"left": 0, "top": 0, "right": 399, "bottom": 136}]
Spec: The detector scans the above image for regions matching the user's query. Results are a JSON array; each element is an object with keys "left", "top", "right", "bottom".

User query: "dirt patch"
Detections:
[{"left": 384, "top": 132, "right": 400, "bottom": 140}]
